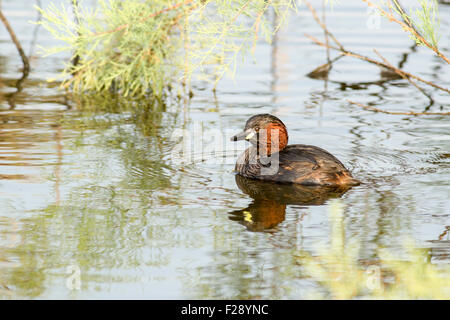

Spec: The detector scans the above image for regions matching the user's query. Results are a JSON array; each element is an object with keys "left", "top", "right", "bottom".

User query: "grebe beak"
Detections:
[{"left": 231, "top": 129, "right": 255, "bottom": 142}]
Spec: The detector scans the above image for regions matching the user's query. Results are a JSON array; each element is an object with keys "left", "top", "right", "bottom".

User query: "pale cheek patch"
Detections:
[{"left": 245, "top": 131, "right": 255, "bottom": 140}]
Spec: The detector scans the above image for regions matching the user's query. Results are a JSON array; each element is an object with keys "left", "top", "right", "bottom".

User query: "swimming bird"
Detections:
[{"left": 230, "top": 114, "right": 359, "bottom": 186}]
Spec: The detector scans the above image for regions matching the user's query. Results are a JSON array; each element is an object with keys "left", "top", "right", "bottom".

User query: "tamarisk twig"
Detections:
[
  {"left": 347, "top": 100, "right": 450, "bottom": 116},
  {"left": 362, "top": 0, "right": 450, "bottom": 64},
  {"left": 0, "top": 8, "right": 30, "bottom": 77},
  {"left": 303, "top": 0, "right": 450, "bottom": 95}
]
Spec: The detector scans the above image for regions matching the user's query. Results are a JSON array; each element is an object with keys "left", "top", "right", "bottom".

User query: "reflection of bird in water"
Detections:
[{"left": 229, "top": 175, "right": 352, "bottom": 232}]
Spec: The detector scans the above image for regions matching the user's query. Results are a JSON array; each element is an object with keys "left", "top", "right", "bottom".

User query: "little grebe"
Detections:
[{"left": 231, "top": 114, "right": 359, "bottom": 186}]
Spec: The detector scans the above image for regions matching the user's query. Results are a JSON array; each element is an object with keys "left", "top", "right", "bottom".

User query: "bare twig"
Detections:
[
  {"left": 438, "top": 227, "right": 449, "bottom": 241},
  {"left": 362, "top": 0, "right": 450, "bottom": 64},
  {"left": 391, "top": 0, "right": 419, "bottom": 35},
  {"left": 373, "top": 49, "right": 433, "bottom": 104},
  {"left": 322, "top": 0, "right": 330, "bottom": 63},
  {"left": 28, "top": 0, "right": 42, "bottom": 58},
  {"left": 304, "top": 0, "right": 449, "bottom": 97},
  {"left": 348, "top": 100, "right": 450, "bottom": 116},
  {"left": 71, "top": 0, "right": 80, "bottom": 69},
  {"left": 304, "top": 0, "right": 344, "bottom": 51},
  {"left": 253, "top": 0, "right": 273, "bottom": 54},
  {"left": 305, "top": 34, "right": 450, "bottom": 94},
  {"left": 0, "top": 8, "right": 30, "bottom": 76}
]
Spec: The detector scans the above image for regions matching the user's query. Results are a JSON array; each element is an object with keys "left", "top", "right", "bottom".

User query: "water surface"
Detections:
[{"left": 0, "top": 0, "right": 449, "bottom": 299}]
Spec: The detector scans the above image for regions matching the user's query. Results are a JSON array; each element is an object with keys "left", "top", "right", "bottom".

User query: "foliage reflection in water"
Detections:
[
  {"left": 0, "top": 1, "right": 449, "bottom": 299},
  {"left": 299, "top": 200, "right": 450, "bottom": 300}
]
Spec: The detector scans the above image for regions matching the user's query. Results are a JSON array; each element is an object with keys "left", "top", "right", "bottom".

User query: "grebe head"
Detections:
[{"left": 230, "top": 114, "right": 289, "bottom": 155}]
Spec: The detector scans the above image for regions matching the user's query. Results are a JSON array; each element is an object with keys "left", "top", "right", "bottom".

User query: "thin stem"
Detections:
[
  {"left": 362, "top": 0, "right": 449, "bottom": 64},
  {"left": 373, "top": 49, "right": 434, "bottom": 107},
  {"left": 348, "top": 100, "right": 450, "bottom": 116},
  {"left": 71, "top": 0, "right": 81, "bottom": 69},
  {"left": 304, "top": 0, "right": 344, "bottom": 51},
  {"left": 305, "top": 34, "right": 450, "bottom": 94},
  {"left": 322, "top": 0, "right": 330, "bottom": 63},
  {"left": 253, "top": 0, "right": 273, "bottom": 54},
  {"left": 391, "top": 0, "right": 418, "bottom": 34},
  {"left": 0, "top": 8, "right": 30, "bottom": 76}
]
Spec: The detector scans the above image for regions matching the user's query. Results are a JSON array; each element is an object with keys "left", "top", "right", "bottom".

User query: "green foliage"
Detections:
[
  {"left": 411, "top": 0, "right": 440, "bottom": 48},
  {"left": 299, "top": 200, "right": 450, "bottom": 299},
  {"left": 390, "top": 0, "right": 441, "bottom": 48},
  {"left": 37, "top": 0, "right": 186, "bottom": 98},
  {"left": 188, "top": 0, "right": 294, "bottom": 84},
  {"left": 36, "top": 0, "right": 445, "bottom": 100},
  {"left": 37, "top": 0, "right": 295, "bottom": 99}
]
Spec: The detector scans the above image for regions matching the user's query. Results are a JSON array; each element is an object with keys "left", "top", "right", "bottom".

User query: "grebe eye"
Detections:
[{"left": 254, "top": 126, "right": 259, "bottom": 131}]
